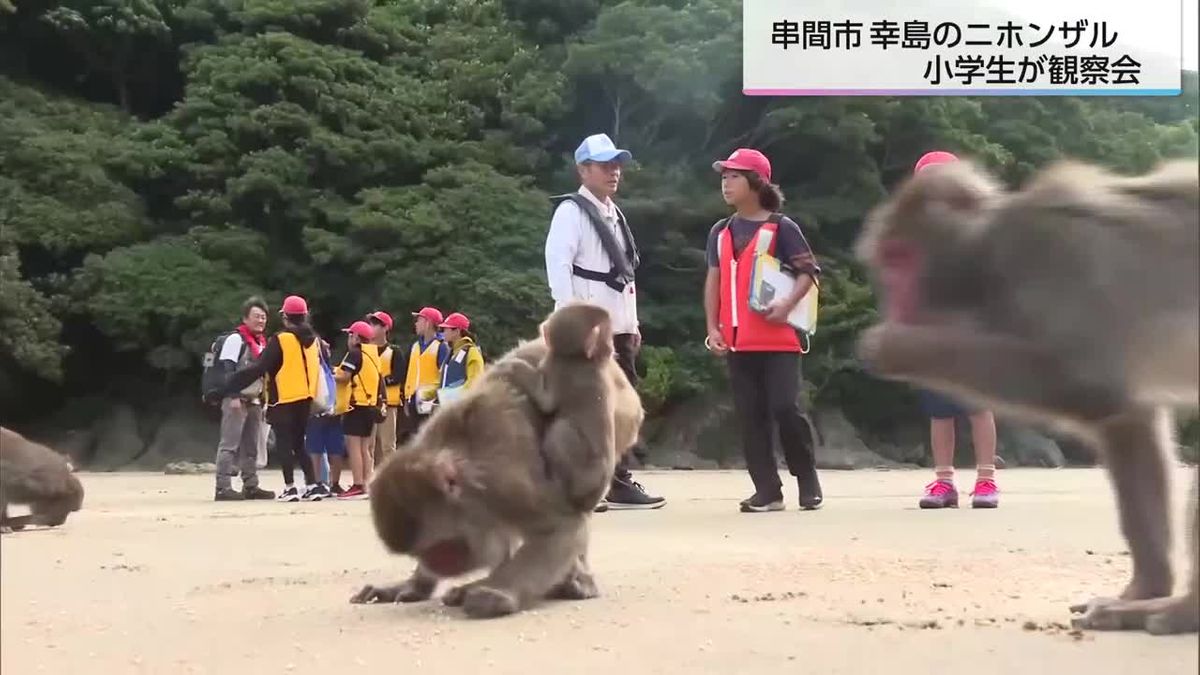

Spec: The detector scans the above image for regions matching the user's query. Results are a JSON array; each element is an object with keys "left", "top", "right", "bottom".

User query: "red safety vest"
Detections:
[{"left": 717, "top": 217, "right": 803, "bottom": 353}]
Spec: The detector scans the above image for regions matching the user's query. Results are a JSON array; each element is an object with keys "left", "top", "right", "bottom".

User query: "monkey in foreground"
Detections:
[
  {"left": 854, "top": 158, "right": 1198, "bottom": 635},
  {"left": 350, "top": 316, "right": 644, "bottom": 618},
  {"left": 1, "top": 426, "right": 85, "bottom": 533},
  {"left": 487, "top": 303, "right": 619, "bottom": 513}
]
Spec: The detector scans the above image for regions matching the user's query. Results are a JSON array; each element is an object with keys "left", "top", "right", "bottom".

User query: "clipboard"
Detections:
[{"left": 748, "top": 249, "right": 819, "bottom": 336}]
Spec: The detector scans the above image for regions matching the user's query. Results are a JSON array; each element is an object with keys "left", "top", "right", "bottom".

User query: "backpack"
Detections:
[
  {"left": 311, "top": 348, "right": 336, "bottom": 417},
  {"left": 200, "top": 331, "right": 237, "bottom": 403}
]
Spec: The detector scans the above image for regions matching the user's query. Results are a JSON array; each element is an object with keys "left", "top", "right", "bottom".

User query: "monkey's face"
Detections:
[
  {"left": 370, "top": 450, "right": 497, "bottom": 578},
  {"left": 857, "top": 162, "right": 1002, "bottom": 327}
]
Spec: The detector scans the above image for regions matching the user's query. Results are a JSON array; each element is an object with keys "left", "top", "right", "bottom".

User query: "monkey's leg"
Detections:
[
  {"left": 1070, "top": 407, "right": 1176, "bottom": 631},
  {"left": 547, "top": 523, "right": 599, "bottom": 601},
  {"left": 3, "top": 514, "right": 34, "bottom": 531},
  {"left": 350, "top": 563, "right": 439, "bottom": 604},
  {"left": 858, "top": 324, "right": 1126, "bottom": 421},
  {"left": 461, "top": 517, "right": 587, "bottom": 619},
  {"left": 1071, "top": 469, "right": 1198, "bottom": 635}
]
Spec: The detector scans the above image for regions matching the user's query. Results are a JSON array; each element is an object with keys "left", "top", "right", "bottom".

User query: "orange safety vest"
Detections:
[{"left": 717, "top": 216, "right": 803, "bottom": 353}]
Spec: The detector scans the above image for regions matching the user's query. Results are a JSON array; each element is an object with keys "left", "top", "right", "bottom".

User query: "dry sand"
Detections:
[{"left": 2, "top": 467, "right": 1198, "bottom": 674}]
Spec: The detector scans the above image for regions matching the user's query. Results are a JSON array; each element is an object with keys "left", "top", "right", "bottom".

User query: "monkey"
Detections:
[
  {"left": 0, "top": 426, "right": 85, "bottom": 533},
  {"left": 486, "top": 303, "right": 620, "bottom": 513},
  {"left": 853, "top": 157, "right": 1199, "bottom": 635},
  {"left": 350, "top": 318, "right": 645, "bottom": 618}
]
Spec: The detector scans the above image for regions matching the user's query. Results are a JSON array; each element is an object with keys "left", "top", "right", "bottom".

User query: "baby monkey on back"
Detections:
[{"left": 494, "top": 302, "right": 619, "bottom": 513}]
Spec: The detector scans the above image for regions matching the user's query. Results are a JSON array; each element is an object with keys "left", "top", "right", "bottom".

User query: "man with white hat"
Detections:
[{"left": 544, "top": 133, "right": 666, "bottom": 511}]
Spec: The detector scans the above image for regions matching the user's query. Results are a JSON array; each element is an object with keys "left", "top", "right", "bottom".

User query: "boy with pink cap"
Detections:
[
  {"left": 909, "top": 151, "right": 1000, "bottom": 509},
  {"left": 400, "top": 306, "right": 450, "bottom": 439}
]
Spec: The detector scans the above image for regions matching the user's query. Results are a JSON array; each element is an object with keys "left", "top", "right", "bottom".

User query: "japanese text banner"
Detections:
[{"left": 744, "top": 0, "right": 1184, "bottom": 95}]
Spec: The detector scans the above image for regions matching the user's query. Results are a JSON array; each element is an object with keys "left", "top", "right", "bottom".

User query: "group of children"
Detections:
[{"left": 286, "top": 305, "right": 485, "bottom": 503}]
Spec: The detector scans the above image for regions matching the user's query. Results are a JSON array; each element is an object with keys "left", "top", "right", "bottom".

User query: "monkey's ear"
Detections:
[
  {"left": 429, "top": 450, "right": 463, "bottom": 500},
  {"left": 584, "top": 325, "right": 602, "bottom": 359}
]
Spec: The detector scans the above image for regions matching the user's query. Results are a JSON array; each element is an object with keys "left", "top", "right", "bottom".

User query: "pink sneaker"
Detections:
[
  {"left": 918, "top": 479, "right": 959, "bottom": 509},
  {"left": 971, "top": 478, "right": 999, "bottom": 509}
]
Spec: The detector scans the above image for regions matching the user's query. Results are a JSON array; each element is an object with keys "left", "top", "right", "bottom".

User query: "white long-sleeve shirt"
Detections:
[{"left": 544, "top": 186, "right": 639, "bottom": 335}]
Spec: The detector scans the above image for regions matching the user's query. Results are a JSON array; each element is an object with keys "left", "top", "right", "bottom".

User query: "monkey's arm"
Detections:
[
  {"left": 493, "top": 359, "right": 557, "bottom": 414},
  {"left": 223, "top": 337, "right": 282, "bottom": 395}
]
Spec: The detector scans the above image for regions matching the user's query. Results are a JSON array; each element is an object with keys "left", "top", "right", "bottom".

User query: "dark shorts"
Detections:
[
  {"left": 306, "top": 415, "right": 346, "bottom": 457},
  {"left": 342, "top": 407, "right": 378, "bottom": 438},
  {"left": 917, "top": 388, "right": 976, "bottom": 420}
]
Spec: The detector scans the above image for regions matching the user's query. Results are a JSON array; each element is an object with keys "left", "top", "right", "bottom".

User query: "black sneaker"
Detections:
[
  {"left": 739, "top": 492, "right": 784, "bottom": 513},
  {"left": 330, "top": 484, "right": 345, "bottom": 497},
  {"left": 276, "top": 486, "right": 300, "bottom": 503},
  {"left": 302, "top": 484, "right": 331, "bottom": 502},
  {"left": 797, "top": 473, "right": 823, "bottom": 511},
  {"left": 605, "top": 478, "right": 666, "bottom": 510},
  {"left": 242, "top": 486, "right": 276, "bottom": 500},
  {"left": 215, "top": 487, "right": 244, "bottom": 502}
]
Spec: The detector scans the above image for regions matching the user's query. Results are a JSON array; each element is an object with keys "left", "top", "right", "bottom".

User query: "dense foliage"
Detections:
[{"left": 2, "top": 0, "right": 1197, "bottom": 448}]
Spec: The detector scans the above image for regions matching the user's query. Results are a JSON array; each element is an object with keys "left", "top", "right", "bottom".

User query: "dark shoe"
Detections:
[
  {"left": 739, "top": 492, "right": 784, "bottom": 513},
  {"left": 593, "top": 500, "right": 609, "bottom": 513},
  {"left": 242, "top": 486, "right": 276, "bottom": 500},
  {"left": 214, "top": 487, "right": 244, "bottom": 502},
  {"left": 605, "top": 478, "right": 665, "bottom": 510},
  {"left": 330, "top": 484, "right": 345, "bottom": 497},
  {"left": 302, "top": 483, "right": 331, "bottom": 502},
  {"left": 797, "top": 473, "right": 823, "bottom": 510}
]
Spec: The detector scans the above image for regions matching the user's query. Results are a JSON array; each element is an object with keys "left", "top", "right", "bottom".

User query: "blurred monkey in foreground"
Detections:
[{"left": 855, "top": 157, "right": 1198, "bottom": 635}]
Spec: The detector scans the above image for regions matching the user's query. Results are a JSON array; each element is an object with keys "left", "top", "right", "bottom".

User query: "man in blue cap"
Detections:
[{"left": 544, "top": 133, "right": 666, "bottom": 511}]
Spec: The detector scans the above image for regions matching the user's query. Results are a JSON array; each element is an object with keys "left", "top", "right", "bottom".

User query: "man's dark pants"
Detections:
[
  {"left": 611, "top": 333, "right": 644, "bottom": 484},
  {"left": 726, "top": 350, "right": 818, "bottom": 498}
]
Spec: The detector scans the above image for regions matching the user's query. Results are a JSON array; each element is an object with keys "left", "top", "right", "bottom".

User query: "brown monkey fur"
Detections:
[
  {"left": 0, "top": 426, "right": 84, "bottom": 533},
  {"left": 854, "top": 158, "right": 1198, "bottom": 635},
  {"left": 487, "top": 303, "right": 620, "bottom": 513},
  {"left": 351, "top": 307, "right": 645, "bottom": 618}
]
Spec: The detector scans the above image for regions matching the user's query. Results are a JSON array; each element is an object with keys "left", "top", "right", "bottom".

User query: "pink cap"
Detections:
[
  {"left": 343, "top": 321, "right": 374, "bottom": 341},
  {"left": 914, "top": 151, "right": 959, "bottom": 174},
  {"left": 439, "top": 312, "right": 470, "bottom": 331},
  {"left": 713, "top": 148, "right": 772, "bottom": 183},
  {"left": 368, "top": 311, "right": 393, "bottom": 331},
  {"left": 412, "top": 307, "right": 444, "bottom": 325},
  {"left": 280, "top": 295, "right": 308, "bottom": 315}
]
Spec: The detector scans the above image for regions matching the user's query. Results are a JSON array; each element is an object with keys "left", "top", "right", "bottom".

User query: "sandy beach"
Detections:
[{"left": 2, "top": 467, "right": 1197, "bottom": 674}]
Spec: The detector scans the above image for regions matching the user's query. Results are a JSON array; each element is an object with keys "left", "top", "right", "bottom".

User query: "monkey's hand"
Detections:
[
  {"left": 349, "top": 578, "right": 436, "bottom": 605},
  {"left": 1070, "top": 595, "right": 1200, "bottom": 635},
  {"left": 461, "top": 585, "right": 520, "bottom": 619},
  {"left": 493, "top": 359, "right": 556, "bottom": 414},
  {"left": 546, "top": 569, "right": 599, "bottom": 601}
]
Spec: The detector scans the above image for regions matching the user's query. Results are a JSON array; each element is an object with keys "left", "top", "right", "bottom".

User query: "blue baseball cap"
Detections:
[{"left": 574, "top": 133, "right": 632, "bottom": 164}]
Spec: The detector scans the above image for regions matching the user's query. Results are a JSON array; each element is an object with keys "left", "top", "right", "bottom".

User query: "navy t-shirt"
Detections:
[{"left": 705, "top": 215, "right": 820, "bottom": 276}]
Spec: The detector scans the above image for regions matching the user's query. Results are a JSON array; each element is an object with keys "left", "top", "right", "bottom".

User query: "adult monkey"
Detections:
[
  {"left": 1, "top": 427, "right": 84, "bottom": 532},
  {"left": 855, "top": 156, "right": 1198, "bottom": 635},
  {"left": 544, "top": 132, "right": 664, "bottom": 511},
  {"left": 352, "top": 314, "right": 644, "bottom": 617}
]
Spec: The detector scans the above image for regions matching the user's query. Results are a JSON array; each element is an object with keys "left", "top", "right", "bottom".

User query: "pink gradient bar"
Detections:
[{"left": 743, "top": 88, "right": 1180, "bottom": 96}]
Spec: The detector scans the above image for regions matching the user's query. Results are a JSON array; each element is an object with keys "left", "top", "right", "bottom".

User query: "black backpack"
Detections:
[{"left": 200, "top": 331, "right": 239, "bottom": 403}]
